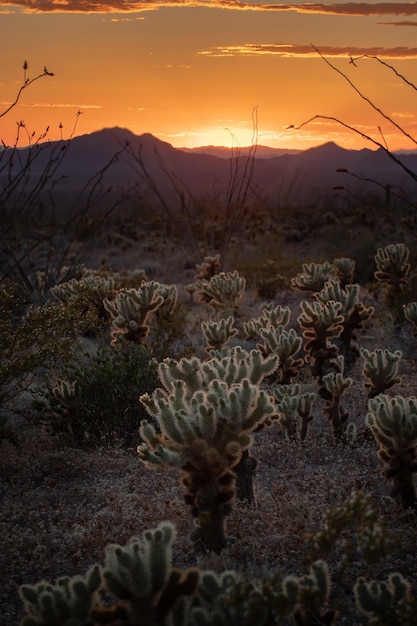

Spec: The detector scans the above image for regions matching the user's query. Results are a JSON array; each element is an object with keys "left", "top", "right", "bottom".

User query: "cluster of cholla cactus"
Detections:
[
  {"left": 19, "top": 520, "right": 339, "bottom": 626},
  {"left": 138, "top": 347, "right": 278, "bottom": 552},
  {"left": 367, "top": 394, "right": 417, "bottom": 510},
  {"left": 51, "top": 268, "right": 146, "bottom": 322},
  {"left": 194, "top": 270, "right": 246, "bottom": 317},
  {"left": 104, "top": 281, "right": 166, "bottom": 345}
]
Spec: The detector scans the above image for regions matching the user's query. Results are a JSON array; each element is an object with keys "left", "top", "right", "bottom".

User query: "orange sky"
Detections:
[{"left": 2, "top": 1, "right": 417, "bottom": 151}]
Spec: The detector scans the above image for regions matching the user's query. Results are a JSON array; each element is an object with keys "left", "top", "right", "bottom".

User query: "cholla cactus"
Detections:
[
  {"left": 374, "top": 243, "right": 411, "bottom": 318},
  {"left": 361, "top": 348, "right": 402, "bottom": 398},
  {"left": 403, "top": 301, "right": 417, "bottom": 336},
  {"left": 315, "top": 280, "right": 374, "bottom": 365},
  {"left": 201, "top": 316, "right": 238, "bottom": 353},
  {"left": 290, "top": 560, "right": 337, "bottom": 626},
  {"left": 190, "top": 561, "right": 336, "bottom": 626},
  {"left": 195, "top": 254, "right": 221, "bottom": 280},
  {"left": 195, "top": 271, "right": 246, "bottom": 317},
  {"left": 297, "top": 299, "right": 344, "bottom": 384},
  {"left": 19, "top": 522, "right": 200, "bottom": 626},
  {"left": 243, "top": 304, "right": 291, "bottom": 341},
  {"left": 159, "top": 346, "right": 279, "bottom": 392},
  {"left": 104, "top": 282, "right": 164, "bottom": 345},
  {"left": 258, "top": 326, "right": 304, "bottom": 383},
  {"left": 272, "top": 384, "right": 316, "bottom": 441},
  {"left": 291, "top": 261, "right": 334, "bottom": 294},
  {"left": 19, "top": 566, "right": 101, "bottom": 626},
  {"left": 367, "top": 394, "right": 417, "bottom": 510},
  {"left": 333, "top": 256, "right": 355, "bottom": 287},
  {"left": 322, "top": 364, "right": 354, "bottom": 444},
  {"left": 354, "top": 572, "right": 415, "bottom": 626},
  {"left": 374, "top": 243, "right": 410, "bottom": 291},
  {"left": 99, "top": 522, "right": 199, "bottom": 624},
  {"left": 138, "top": 349, "right": 278, "bottom": 552}
]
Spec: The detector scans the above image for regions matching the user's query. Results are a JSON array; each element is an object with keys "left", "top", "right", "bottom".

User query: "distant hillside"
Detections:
[
  {"left": 179, "top": 145, "right": 301, "bottom": 159},
  {"left": 2, "top": 127, "right": 417, "bottom": 208}
]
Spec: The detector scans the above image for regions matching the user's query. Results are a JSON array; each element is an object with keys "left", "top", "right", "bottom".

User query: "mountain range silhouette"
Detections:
[{"left": 3, "top": 127, "right": 417, "bottom": 207}]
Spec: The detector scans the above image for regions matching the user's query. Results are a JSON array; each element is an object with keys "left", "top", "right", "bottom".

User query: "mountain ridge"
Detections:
[{"left": 2, "top": 127, "right": 417, "bottom": 207}]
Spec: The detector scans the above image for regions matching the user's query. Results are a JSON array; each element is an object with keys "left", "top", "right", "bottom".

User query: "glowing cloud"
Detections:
[
  {"left": 198, "top": 43, "right": 417, "bottom": 59},
  {"left": 3, "top": 0, "right": 417, "bottom": 16}
]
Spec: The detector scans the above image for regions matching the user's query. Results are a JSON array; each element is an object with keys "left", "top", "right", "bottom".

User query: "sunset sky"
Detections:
[{"left": 1, "top": 1, "right": 417, "bottom": 151}]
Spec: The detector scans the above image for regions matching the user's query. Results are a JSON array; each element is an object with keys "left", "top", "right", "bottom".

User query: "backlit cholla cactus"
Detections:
[
  {"left": 104, "top": 282, "right": 164, "bottom": 345},
  {"left": 195, "top": 271, "right": 246, "bottom": 317},
  {"left": 272, "top": 384, "right": 316, "bottom": 441},
  {"left": 314, "top": 280, "right": 374, "bottom": 366},
  {"left": 333, "top": 257, "right": 355, "bottom": 288},
  {"left": 403, "top": 301, "right": 417, "bottom": 336},
  {"left": 374, "top": 243, "right": 410, "bottom": 293},
  {"left": 297, "top": 299, "right": 344, "bottom": 386},
  {"left": 374, "top": 243, "right": 411, "bottom": 317},
  {"left": 354, "top": 572, "right": 415, "bottom": 625},
  {"left": 19, "top": 566, "right": 101, "bottom": 626},
  {"left": 367, "top": 394, "right": 417, "bottom": 510},
  {"left": 243, "top": 304, "right": 291, "bottom": 341},
  {"left": 138, "top": 348, "right": 278, "bottom": 553},
  {"left": 291, "top": 261, "right": 335, "bottom": 294},
  {"left": 201, "top": 316, "right": 238, "bottom": 353},
  {"left": 322, "top": 359, "right": 354, "bottom": 444},
  {"left": 258, "top": 326, "right": 304, "bottom": 384},
  {"left": 195, "top": 254, "right": 221, "bottom": 280},
  {"left": 361, "top": 348, "right": 402, "bottom": 399}
]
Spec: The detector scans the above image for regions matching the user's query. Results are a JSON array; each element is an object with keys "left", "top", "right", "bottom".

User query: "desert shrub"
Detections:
[
  {"left": 0, "top": 282, "right": 78, "bottom": 425},
  {"left": 33, "top": 339, "right": 158, "bottom": 447}
]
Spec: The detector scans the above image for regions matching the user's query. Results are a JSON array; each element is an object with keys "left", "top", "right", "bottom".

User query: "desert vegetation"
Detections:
[{"left": 2, "top": 60, "right": 417, "bottom": 625}]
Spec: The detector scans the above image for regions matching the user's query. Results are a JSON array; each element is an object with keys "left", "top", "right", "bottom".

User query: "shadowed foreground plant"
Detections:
[
  {"left": 367, "top": 394, "right": 417, "bottom": 510},
  {"left": 354, "top": 572, "right": 416, "bottom": 626},
  {"left": 138, "top": 349, "right": 278, "bottom": 553},
  {"left": 19, "top": 520, "right": 341, "bottom": 626},
  {"left": 310, "top": 490, "right": 393, "bottom": 567},
  {"left": 19, "top": 522, "right": 200, "bottom": 626}
]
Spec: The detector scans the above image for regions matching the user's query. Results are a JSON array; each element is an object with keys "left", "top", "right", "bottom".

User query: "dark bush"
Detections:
[{"left": 33, "top": 339, "right": 159, "bottom": 447}]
